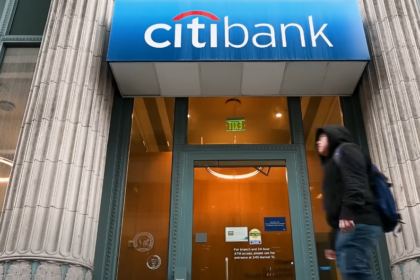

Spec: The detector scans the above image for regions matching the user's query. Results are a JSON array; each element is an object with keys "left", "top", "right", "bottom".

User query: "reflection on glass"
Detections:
[
  {"left": 302, "top": 96, "right": 344, "bottom": 280},
  {"left": 0, "top": 48, "right": 39, "bottom": 212},
  {"left": 192, "top": 165, "right": 295, "bottom": 280},
  {"left": 188, "top": 97, "right": 290, "bottom": 144},
  {"left": 117, "top": 98, "right": 174, "bottom": 280}
]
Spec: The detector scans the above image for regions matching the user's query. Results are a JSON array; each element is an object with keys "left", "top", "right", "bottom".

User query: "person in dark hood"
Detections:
[{"left": 316, "top": 125, "right": 383, "bottom": 280}]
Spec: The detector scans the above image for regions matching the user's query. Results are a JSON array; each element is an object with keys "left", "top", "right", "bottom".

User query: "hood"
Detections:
[{"left": 315, "top": 125, "right": 353, "bottom": 163}]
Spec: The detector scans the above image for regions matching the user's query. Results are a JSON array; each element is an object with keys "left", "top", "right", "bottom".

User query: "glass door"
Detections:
[
  {"left": 169, "top": 148, "right": 318, "bottom": 280},
  {"left": 191, "top": 160, "right": 295, "bottom": 280}
]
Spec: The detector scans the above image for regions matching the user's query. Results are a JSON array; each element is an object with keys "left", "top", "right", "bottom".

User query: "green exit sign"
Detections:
[{"left": 226, "top": 118, "right": 245, "bottom": 131}]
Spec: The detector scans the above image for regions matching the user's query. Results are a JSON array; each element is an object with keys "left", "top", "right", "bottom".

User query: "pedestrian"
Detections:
[{"left": 316, "top": 125, "right": 383, "bottom": 280}]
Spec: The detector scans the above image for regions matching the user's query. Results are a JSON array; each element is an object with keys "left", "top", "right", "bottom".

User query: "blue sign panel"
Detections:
[
  {"left": 108, "top": 0, "right": 369, "bottom": 62},
  {"left": 264, "top": 217, "right": 286, "bottom": 232}
]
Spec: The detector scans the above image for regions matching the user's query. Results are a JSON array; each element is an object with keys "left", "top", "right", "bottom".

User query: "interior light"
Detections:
[
  {"left": 0, "top": 157, "right": 12, "bottom": 167},
  {"left": 188, "top": 114, "right": 190, "bottom": 118},
  {"left": 0, "top": 156, "right": 13, "bottom": 183},
  {"left": 317, "top": 194, "right": 323, "bottom": 199},
  {"left": 276, "top": 113, "right": 282, "bottom": 118},
  {"left": 206, "top": 167, "right": 261, "bottom": 180}
]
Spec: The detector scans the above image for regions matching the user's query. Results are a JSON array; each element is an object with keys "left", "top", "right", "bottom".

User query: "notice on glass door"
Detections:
[
  {"left": 264, "top": 217, "right": 286, "bottom": 232},
  {"left": 233, "top": 247, "right": 276, "bottom": 260},
  {"left": 249, "top": 229, "right": 262, "bottom": 245},
  {"left": 225, "top": 227, "right": 248, "bottom": 242}
]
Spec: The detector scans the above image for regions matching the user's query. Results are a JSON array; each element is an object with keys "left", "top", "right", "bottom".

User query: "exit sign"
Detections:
[{"left": 226, "top": 118, "right": 245, "bottom": 131}]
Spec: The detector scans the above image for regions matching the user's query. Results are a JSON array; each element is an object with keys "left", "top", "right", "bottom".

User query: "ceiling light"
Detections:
[
  {"left": 0, "top": 101, "right": 15, "bottom": 112},
  {"left": 276, "top": 113, "right": 282, "bottom": 118},
  {"left": 206, "top": 167, "right": 261, "bottom": 180},
  {"left": 0, "top": 157, "right": 12, "bottom": 167},
  {"left": 0, "top": 156, "right": 13, "bottom": 183}
]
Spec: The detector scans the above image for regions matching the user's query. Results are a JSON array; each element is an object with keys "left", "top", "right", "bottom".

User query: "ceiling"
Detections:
[
  {"left": 111, "top": 61, "right": 366, "bottom": 98},
  {"left": 129, "top": 96, "right": 343, "bottom": 155},
  {"left": 130, "top": 97, "right": 175, "bottom": 155}
]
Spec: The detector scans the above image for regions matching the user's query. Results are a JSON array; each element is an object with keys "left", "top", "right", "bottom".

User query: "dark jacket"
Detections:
[{"left": 316, "top": 126, "right": 382, "bottom": 249}]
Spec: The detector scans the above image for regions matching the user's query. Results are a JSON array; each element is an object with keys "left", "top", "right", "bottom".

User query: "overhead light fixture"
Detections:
[
  {"left": 0, "top": 157, "right": 12, "bottom": 167},
  {"left": 206, "top": 167, "right": 261, "bottom": 180},
  {"left": 0, "top": 101, "right": 15, "bottom": 112},
  {"left": 276, "top": 113, "right": 282, "bottom": 118},
  {"left": 0, "top": 156, "right": 13, "bottom": 183}
]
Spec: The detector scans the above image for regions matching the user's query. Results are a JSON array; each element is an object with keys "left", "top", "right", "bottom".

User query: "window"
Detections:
[
  {"left": 117, "top": 97, "right": 174, "bottom": 280},
  {"left": 188, "top": 97, "right": 290, "bottom": 144},
  {"left": 9, "top": 0, "right": 51, "bottom": 35},
  {"left": 0, "top": 47, "right": 39, "bottom": 212}
]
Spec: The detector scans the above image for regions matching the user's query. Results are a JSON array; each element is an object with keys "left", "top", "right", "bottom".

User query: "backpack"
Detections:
[{"left": 333, "top": 143, "right": 403, "bottom": 235}]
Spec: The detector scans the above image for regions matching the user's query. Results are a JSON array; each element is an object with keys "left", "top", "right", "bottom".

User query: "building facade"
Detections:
[{"left": 0, "top": 0, "right": 419, "bottom": 280}]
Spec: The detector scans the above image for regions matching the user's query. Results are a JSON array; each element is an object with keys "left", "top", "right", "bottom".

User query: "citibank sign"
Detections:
[
  {"left": 108, "top": 0, "right": 369, "bottom": 62},
  {"left": 145, "top": 11, "right": 332, "bottom": 49}
]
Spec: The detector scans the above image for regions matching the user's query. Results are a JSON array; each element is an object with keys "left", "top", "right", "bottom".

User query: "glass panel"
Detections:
[
  {"left": 9, "top": 0, "right": 51, "bottom": 35},
  {"left": 301, "top": 96, "right": 344, "bottom": 280},
  {"left": 188, "top": 97, "right": 290, "bottom": 144},
  {"left": 117, "top": 97, "right": 175, "bottom": 280},
  {"left": 0, "top": 47, "right": 39, "bottom": 213},
  {"left": 192, "top": 163, "right": 295, "bottom": 280}
]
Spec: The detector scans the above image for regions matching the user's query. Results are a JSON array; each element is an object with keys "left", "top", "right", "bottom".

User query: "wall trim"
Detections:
[
  {"left": 167, "top": 98, "right": 188, "bottom": 280},
  {"left": 1, "top": 35, "right": 42, "bottom": 43},
  {"left": 0, "top": 0, "right": 18, "bottom": 35}
]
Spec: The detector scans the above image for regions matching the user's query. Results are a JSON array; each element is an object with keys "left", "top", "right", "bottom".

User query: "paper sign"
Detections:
[
  {"left": 225, "top": 227, "right": 248, "bottom": 242},
  {"left": 264, "top": 217, "right": 286, "bottom": 232},
  {"left": 249, "top": 228, "right": 262, "bottom": 245}
]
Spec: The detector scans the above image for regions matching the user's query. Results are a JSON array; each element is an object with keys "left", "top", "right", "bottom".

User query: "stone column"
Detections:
[
  {"left": 0, "top": 0, "right": 115, "bottom": 279},
  {"left": 356, "top": 0, "right": 420, "bottom": 279}
]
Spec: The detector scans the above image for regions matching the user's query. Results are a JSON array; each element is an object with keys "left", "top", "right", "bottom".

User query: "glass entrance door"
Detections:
[
  {"left": 191, "top": 161, "right": 295, "bottom": 280},
  {"left": 169, "top": 148, "right": 317, "bottom": 280}
]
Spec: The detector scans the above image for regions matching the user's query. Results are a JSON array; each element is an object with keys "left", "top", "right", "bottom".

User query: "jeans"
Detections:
[{"left": 335, "top": 224, "right": 382, "bottom": 280}]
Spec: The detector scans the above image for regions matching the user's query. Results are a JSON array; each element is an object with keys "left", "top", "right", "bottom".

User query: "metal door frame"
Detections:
[
  {"left": 172, "top": 148, "right": 312, "bottom": 280},
  {"left": 166, "top": 98, "right": 318, "bottom": 280}
]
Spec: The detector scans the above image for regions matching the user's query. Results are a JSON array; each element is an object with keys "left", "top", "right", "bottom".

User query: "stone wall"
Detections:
[
  {"left": 0, "top": 0, "right": 115, "bottom": 278},
  {"left": 356, "top": 0, "right": 420, "bottom": 278}
]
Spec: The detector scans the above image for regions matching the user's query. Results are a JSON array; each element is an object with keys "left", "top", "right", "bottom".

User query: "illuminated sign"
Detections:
[
  {"left": 226, "top": 118, "right": 245, "bottom": 132},
  {"left": 108, "top": 0, "right": 369, "bottom": 62}
]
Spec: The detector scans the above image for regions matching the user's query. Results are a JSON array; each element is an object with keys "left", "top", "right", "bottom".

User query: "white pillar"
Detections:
[
  {"left": 357, "top": 0, "right": 420, "bottom": 279},
  {"left": 0, "top": 0, "right": 115, "bottom": 279}
]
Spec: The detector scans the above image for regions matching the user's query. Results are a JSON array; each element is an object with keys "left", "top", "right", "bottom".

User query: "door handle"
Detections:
[{"left": 225, "top": 257, "right": 229, "bottom": 280}]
